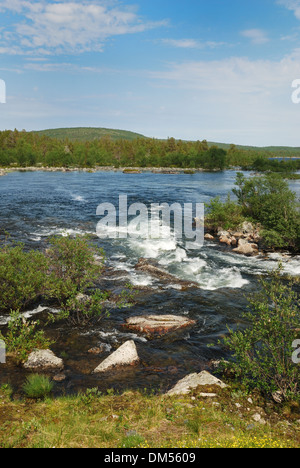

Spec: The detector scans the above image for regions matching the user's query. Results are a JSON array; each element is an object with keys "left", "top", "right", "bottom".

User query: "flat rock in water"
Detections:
[
  {"left": 166, "top": 370, "right": 227, "bottom": 396},
  {"left": 124, "top": 314, "right": 196, "bottom": 337},
  {"left": 92, "top": 340, "right": 139, "bottom": 374},
  {"left": 24, "top": 349, "right": 64, "bottom": 371}
]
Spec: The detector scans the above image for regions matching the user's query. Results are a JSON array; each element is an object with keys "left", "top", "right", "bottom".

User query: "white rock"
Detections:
[
  {"left": 24, "top": 349, "right": 64, "bottom": 371},
  {"left": 93, "top": 340, "right": 139, "bottom": 374},
  {"left": 166, "top": 370, "right": 227, "bottom": 396}
]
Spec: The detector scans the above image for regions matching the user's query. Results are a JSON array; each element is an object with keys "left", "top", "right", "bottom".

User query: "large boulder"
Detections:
[
  {"left": 166, "top": 370, "right": 227, "bottom": 396},
  {"left": 124, "top": 314, "right": 196, "bottom": 338},
  {"left": 24, "top": 349, "right": 64, "bottom": 371},
  {"left": 92, "top": 340, "right": 139, "bottom": 374}
]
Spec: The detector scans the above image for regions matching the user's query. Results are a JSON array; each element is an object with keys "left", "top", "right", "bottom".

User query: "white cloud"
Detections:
[
  {"left": 277, "top": 0, "right": 300, "bottom": 19},
  {"left": 0, "top": 0, "right": 167, "bottom": 55},
  {"left": 145, "top": 49, "right": 300, "bottom": 145},
  {"left": 160, "top": 38, "right": 226, "bottom": 49},
  {"left": 241, "top": 29, "right": 269, "bottom": 45}
]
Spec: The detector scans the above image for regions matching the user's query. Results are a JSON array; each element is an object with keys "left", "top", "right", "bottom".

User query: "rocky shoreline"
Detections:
[
  {"left": 0, "top": 165, "right": 242, "bottom": 175},
  {"left": 204, "top": 221, "right": 262, "bottom": 257}
]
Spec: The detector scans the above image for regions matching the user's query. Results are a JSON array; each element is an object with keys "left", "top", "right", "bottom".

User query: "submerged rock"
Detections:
[
  {"left": 92, "top": 340, "right": 139, "bottom": 374},
  {"left": 166, "top": 370, "right": 227, "bottom": 396},
  {"left": 24, "top": 349, "right": 64, "bottom": 371},
  {"left": 124, "top": 314, "right": 196, "bottom": 338},
  {"left": 135, "top": 258, "right": 198, "bottom": 288}
]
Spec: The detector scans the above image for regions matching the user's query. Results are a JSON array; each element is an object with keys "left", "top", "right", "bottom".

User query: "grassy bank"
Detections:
[{"left": 0, "top": 384, "right": 299, "bottom": 448}]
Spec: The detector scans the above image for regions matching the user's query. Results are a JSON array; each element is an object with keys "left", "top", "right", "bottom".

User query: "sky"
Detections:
[{"left": 1, "top": 0, "right": 300, "bottom": 146}]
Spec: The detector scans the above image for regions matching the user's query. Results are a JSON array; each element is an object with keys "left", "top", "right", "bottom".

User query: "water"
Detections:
[{"left": 0, "top": 170, "right": 299, "bottom": 395}]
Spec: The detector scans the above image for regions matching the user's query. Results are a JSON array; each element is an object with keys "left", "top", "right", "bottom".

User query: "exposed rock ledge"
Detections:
[
  {"left": 166, "top": 370, "right": 227, "bottom": 396},
  {"left": 123, "top": 314, "right": 196, "bottom": 338}
]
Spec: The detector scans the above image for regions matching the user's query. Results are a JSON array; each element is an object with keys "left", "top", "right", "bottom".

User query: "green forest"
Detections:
[{"left": 0, "top": 128, "right": 300, "bottom": 171}]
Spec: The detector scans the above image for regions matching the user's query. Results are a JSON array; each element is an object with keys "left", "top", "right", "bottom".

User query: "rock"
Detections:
[
  {"left": 217, "top": 230, "right": 230, "bottom": 238},
  {"left": 53, "top": 373, "right": 66, "bottom": 382},
  {"left": 24, "top": 349, "right": 64, "bottom": 371},
  {"left": 272, "top": 391, "right": 284, "bottom": 404},
  {"left": 199, "top": 393, "right": 218, "bottom": 398},
  {"left": 204, "top": 233, "right": 214, "bottom": 240},
  {"left": 124, "top": 314, "right": 196, "bottom": 337},
  {"left": 233, "top": 238, "right": 258, "bottom": 256},
  {"left": 252, "top": 413, "right": 266, "bottom": 425},
  {"left": 231, "top": 237, "right": 237, "bottom": 247},
  {"left": 166, "top": 370, "right": 227, "bottom": 396},
  {"left": 135, "top": 258, "right": 198, "bottom": 288},
  {"left": 219, "top": 235, "right": 232, "bottom": 246},
  {"left": 241, "top": 221, "right": 255, "bottom": 234},
  {"left": 232, "top": 231, "right": 244, "bottom": 239},
  {"left": 92, "top": 340, "right": 139, "bottom": 374},
  {"left": 88, "top": 346, "right": 106, "bottom": 355}
]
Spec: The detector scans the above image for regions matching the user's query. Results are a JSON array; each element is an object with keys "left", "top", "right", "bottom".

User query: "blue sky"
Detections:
[{"left": 1, "top": 0, "right": 300, "bottom": 145}]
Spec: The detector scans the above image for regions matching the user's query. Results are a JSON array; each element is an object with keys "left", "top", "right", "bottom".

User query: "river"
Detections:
[{"left": 0, "top": 170, "right": 299, "bottom": 395}]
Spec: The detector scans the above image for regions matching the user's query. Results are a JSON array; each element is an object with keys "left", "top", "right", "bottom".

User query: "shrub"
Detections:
[
  {"left": 0, "top": 310, "right": 53, "bottom": 363},
  {"left": 205, "top": 194, "right": 244, "bottom": 232},
  {"left": 45, "top": 235, "right": 104, "bottom": 303},
  {"left": 222, "top": 267, "right": 300, "bottom": 401},
  {"left": 22, "top": 374, "right": 53, "bottom": 399},
  {"left": 55, "top": 283, "right": 136, "bottom": 326},
  {"left": 233, "top": 172, "right": 300, "bottom": 250},
  {"left": 0, "top": 244, "right": 49, "bottom": 312}
]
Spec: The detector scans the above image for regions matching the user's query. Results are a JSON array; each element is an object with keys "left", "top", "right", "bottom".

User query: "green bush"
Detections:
[
  {"left": 205, "top": 194, "right": 244, "bottom": 232},
  {"left": 0, "top": 244, "right": 49, "bottom": 312},
  {"left": 0, "top": 310, "right": 53, "bottom": 363},
  {"left": 45, "top": 235, "right": 104, "bottom": 303},
  {"left": 222, "top": 267, "right": 300, "bottom": 401},
  {"left": 22, "top": 374, "right": 53, "bottom": 399},
  {"left": 233, "top": 173, "right": 300, "bottom": 250}
]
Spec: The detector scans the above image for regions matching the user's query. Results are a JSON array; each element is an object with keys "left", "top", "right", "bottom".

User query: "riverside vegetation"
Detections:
[
  {"left": 205, "top": 172, "right": 300, "bottom": 252},
  {"left": 1, "top": 128, "right": 300, "bottom": 171}
]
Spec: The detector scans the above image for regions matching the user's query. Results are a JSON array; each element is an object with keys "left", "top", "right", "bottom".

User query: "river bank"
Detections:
[
  {"left": 0, "top": 382, "right": 299, "bottom": 448},
  {"left": 0, "top": 165, "right": 242, "bottom": 175}
]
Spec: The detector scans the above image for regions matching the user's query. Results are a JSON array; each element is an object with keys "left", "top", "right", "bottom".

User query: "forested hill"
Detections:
[
  {"left": 0, "top": 128, "right": 300, "bottom": 170},
  {"left": 33, "top": 127, "right": 146, "bottom": 142}
]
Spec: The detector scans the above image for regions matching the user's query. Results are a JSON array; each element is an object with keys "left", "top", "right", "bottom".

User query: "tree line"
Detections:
[{"left": 0, "top": 129, "right": 299, "bottom": 171}]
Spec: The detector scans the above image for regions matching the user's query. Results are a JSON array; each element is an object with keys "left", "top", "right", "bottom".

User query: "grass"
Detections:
[
  {"left": 22, "top": 375, "right": 54, "bottom": 400},
  {"left": 0, "top": 384, "right": 299, "bottom": 448}
]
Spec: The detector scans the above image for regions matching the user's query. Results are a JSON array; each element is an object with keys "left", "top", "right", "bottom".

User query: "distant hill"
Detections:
[
  {"left": 207, "top": 141, "right": 300, "bottom": 155},
  {"left": 33, "top": 127, "right": 146, "bottom": 142},
  {"left": 32, "top": 127, "right": 300, "bottom": 156}
]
